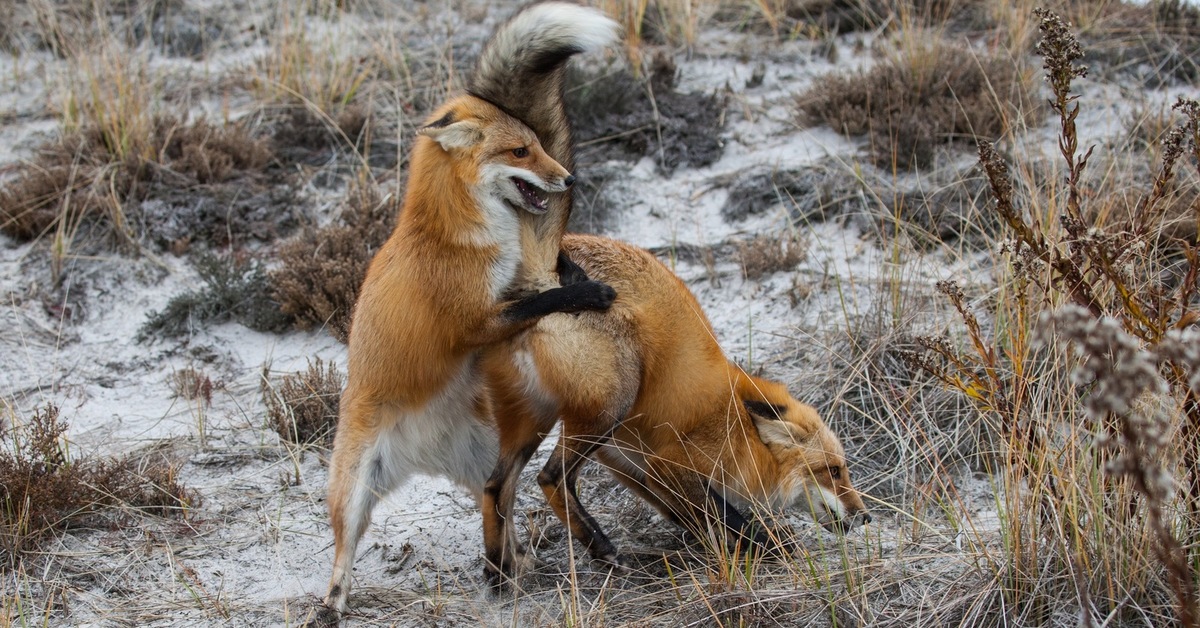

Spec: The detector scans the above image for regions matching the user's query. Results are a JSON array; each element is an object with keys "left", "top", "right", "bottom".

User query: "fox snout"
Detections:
[
  {"left": 823, "top": 507, "right": 871, "bottom": 534},
  {"left": 538, "top": 170, "right": 575, "bottom": 193},
  {"left": 802, "top": 480, "right": 871, "bottom": 535}
]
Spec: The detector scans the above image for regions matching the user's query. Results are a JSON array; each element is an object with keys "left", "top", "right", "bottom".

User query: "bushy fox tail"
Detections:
[{"left": 468, "top": 2, "right": 620, "bottom": 260}]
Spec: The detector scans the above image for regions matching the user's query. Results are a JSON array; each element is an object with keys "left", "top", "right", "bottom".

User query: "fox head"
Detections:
[
  {"left": 417, "top": 97, "right": 574, "bottom": 216},
  {"left": 741, "top": 384, "right": 871, "bottom": 534}
]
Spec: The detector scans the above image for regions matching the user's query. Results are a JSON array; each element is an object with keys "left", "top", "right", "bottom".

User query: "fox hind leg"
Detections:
[
  {"left": 537, "top": 418, "right": 630, "bottom": 567},
  {"left": 481, "top": 355, "right": 557, "bottom": 589},
  {"left": 320, "top": 414, "right": 411, "bottom": 621}
]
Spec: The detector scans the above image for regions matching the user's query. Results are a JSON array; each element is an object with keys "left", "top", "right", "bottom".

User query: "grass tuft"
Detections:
[
  {"left": 261, "top": 358, "right": 343, "bottom": 448},
  {"left": 797, "top": 39, "right": 1035, "bottom": 170},
  {"left": 736, "top": 233, "right": 807, "bottom": 280},
  {"left": 0, "top": 403, "right": 198, "bottom": 563}
]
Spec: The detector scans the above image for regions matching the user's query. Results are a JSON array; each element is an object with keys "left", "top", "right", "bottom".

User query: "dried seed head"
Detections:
[{"left": 1034, "top": 8, "right": 1087, "bottom": 97}]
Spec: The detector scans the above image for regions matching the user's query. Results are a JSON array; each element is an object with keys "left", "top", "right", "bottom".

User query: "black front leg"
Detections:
[
  {"left": 503, "top": 280, "right": 616, "bottom": 322},
  {"left": 556, "top": 250, "right": 591, "bottom": 286},
  {"left": 705, "top": 486, "right": 792, "bottom": 557}
]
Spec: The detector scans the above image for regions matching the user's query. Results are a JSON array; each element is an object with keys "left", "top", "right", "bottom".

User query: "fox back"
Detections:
[{"left": 536, "top": 234, "right": 871, "bottom": 533}]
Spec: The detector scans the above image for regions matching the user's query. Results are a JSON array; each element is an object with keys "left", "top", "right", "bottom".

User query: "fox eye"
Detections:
[
  {"left": 512, "top": 147, "right": 529, "bottom": 158},
  {"left": 830, "top": 466, "right": 842, "bottom": 480}
]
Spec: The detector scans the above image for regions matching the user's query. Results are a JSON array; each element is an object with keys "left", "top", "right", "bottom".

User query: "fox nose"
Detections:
[{"left": 563, "top": 174, "right": 576, "bottom": 188}]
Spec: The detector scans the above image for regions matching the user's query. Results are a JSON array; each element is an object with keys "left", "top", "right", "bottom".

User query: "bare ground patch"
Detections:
[{"left": 567, "top": 57, "right": 727, "bottom": 174}]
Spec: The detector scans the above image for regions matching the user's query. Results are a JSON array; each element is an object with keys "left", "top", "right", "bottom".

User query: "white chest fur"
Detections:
[{"left": 474, "top": 192, "right": 522, "bottom": 301}]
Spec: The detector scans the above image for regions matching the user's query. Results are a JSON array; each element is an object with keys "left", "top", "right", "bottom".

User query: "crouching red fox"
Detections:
[{"left": 480, "top": 233, "right": 872, "bottom": 584}]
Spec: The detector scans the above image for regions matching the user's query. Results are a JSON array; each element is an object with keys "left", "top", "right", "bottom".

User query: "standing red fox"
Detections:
[
  {"left": 480, "top": 234, "right": 872, "bottom": 585},
  {"left": 314, "top": 4, "right": 620, "bottom": 623}
]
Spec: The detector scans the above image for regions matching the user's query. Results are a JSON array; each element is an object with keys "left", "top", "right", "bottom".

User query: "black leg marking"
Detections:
[
  {"left": 556, "top": 250, "right": 590, "bottom": 286},
  {"left": 504, "top": 280, "right": 615, "bottom": 321},
  {"left": 705, "top": 486, "right": 773, "bottom": 550}
]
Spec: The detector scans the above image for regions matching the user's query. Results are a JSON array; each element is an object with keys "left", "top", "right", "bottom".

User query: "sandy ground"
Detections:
[{"left": 1, "top": 0, "right": 1192, "bottom": 625}]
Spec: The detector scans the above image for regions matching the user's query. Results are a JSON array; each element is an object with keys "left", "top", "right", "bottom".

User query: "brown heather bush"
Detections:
[
  {"left": 0, "top": 116, "right": 274, "bottom": 246},
  {"left": 736, "top": 233, "right": 807, "bottom": 280},
  {"left": 169, "top": 367, "right": 215, "bottom": 405},
  {"left": 797, "top": 40, "right": 1035, "bottom": 170},
  {"left": 0, "top": 404, "right": 198, "bottom": 562},
  {"left": 261, "top": 358, "right": 343, "bottom": 448},
  {"left": 271, "top": 180, "right": 398, "bottom": 343},
  {"left": 902, "top": 9, "right": 1200, "bottom": 625}
]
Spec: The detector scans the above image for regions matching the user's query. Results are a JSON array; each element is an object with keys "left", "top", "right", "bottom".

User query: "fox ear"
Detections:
[
  {"left": 418, "top": 118, "right": 483, "bottom": 150},
  {"left": 745, "top": 399, "right": 810, "bottom": 447},
  {"left": 744, "top": 399, "right": 786, "bottom": 421}
]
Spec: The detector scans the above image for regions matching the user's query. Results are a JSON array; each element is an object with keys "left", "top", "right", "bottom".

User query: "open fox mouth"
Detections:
[{"left": 512, "top": 177, "right": 549, "bottom": 214}]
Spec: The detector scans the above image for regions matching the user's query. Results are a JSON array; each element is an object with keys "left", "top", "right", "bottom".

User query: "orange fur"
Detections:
[
  {"left": 317, "top": 97, "right": 615, "bottom": 622},
  {"left": 480, "top": 234, "right": 870, "bottom": 583},
  {"left": 312, "top": 3, "right": 620, "bottom": 622}
]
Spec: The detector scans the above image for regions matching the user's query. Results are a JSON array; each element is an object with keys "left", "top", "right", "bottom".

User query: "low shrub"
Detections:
[
  {"left": 0, "top": 404, "right": 198, "bottom": 562},
  {"left": 139, "top": 253, "right": 292, "bottom": 341},
  {"left": 797, "top": 40, "right": 1035, "bottom": 170},
  {"left": 261, "top": 358, "right": 343, "bottom": 447},
  {"left": 270, "top": 180, "right": 397, "bottom": 343}
]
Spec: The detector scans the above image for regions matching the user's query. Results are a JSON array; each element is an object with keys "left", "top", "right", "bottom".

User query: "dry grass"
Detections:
[
  {"left": 1066, "top": 0, "right": 1200, "bottom": 87},
  {"left": 797, "top": 38, "right": 1036, "bottom": 170},
  {"left": 0, "top": 403, "right": 197, "bottom": 563},
  {"left": 737, "top": 232, "right": 807, "bottom": 280},
  {"left": 0, "top": 114, "right": 279, "bottom": 275},
  {"left": 261, "top": 358, "right": 343, "bottom": 448},
  {"left": 898, "top": 10, "right": 1200, "bottom": 625},
  {"left": 253, "top": 3, "right": 379, "bottom": 115},
  {"left": 270, "top": 178, "right": 398, "bottom": 343},
  {"left": 6, "top": 1, "right": 1200, "bottom": 626}
]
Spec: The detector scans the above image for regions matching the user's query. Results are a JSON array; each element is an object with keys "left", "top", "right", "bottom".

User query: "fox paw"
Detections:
[
  {"left": 304, "top": 604, "right": 342, "bottom": 627},
  {"left": 566, "top": 280, "right": 616, "bottom": 312},
  {"left": 484, "top": 564, "right": 513, "bottom": 593},
  {"left": 593, "top": 551, "right": 631, "bottom": 573}
]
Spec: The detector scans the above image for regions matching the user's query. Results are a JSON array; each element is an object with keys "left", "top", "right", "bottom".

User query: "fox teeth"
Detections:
[{"left": 513, "top": 177, "right": 547, "bottom": 211}]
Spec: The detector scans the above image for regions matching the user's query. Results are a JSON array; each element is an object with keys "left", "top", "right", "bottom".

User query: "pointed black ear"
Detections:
[
  {"left": 744, "top": 399, "right": 787, "bottom": 420},
  {"left": 423, "top": 111, "right": 455, "bottom": 129},
  {"left": 417, "top": 115, "right": 482, "bottom": 150}
]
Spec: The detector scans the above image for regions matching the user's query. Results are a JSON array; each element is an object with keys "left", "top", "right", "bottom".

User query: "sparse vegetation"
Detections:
[
  {"left": 901, "top": 10, "right": 1200, "bottom": 624},
  {"left": 0, "top": 404, "right": 197, "bottom": 562},
  {"left": 798, "top": 39, "right": 1035, "bottom": 170},
  {"left": 139, "top": 253, "right": 291, "bottom": 341},
  {"left": 270, "top": 179, "right": 398, "bottom": 343},
  {"left": 261, "top": 358, "right": 343, "bottom": 448},
  {"left": 4, "top": 0, "right": 1200, "bottom": 625},
  {"left": 0, "top": 114, "right": 284, "bottom": 269}
]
